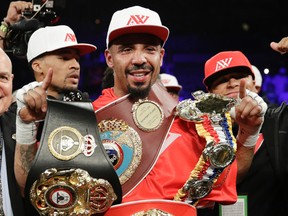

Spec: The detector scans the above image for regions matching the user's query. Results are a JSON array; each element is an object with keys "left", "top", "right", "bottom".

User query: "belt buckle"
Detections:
[
  {"left": 203, "top": 141, "right": 235, "bottom": 169},
  {"left": 183, "top": 179, "right": 213, "bottom": 200},
  {"left": 132, "top": 209, "right": 174, "bottom": 216},
  {"left": 30, "top": 168, "right": 117, "bottom": 215}
]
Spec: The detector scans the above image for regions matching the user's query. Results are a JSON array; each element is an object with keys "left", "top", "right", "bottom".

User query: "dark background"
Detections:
[{"left": 1, "top": 0, "right": 288, "bottom": 103}]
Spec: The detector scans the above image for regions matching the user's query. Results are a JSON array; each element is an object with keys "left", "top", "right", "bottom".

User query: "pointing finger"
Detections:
[
  {"left": 41, "top": 68, "right": 53, "bottom": 91},
  {"left": 238, "top": 79, "right": 247, "bottom": 99}
]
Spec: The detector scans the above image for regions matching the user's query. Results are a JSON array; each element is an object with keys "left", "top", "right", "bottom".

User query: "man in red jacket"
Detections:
[{"left": 92, "top": 5, "right": 267, "bottom": 215}]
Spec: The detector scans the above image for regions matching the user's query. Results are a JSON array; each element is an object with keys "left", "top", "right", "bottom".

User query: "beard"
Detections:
[
  {"left": 51, "top": 82, "right": 78, "bottom": 94},
  {"left": 125, "top": 64, "right": 154, "bottom": 101},
  {"left": 128, "top": 82, "right": 151, "bottom": 101},
  {"left": 48, "top": 83, "right": 79, "bottom": 100}
]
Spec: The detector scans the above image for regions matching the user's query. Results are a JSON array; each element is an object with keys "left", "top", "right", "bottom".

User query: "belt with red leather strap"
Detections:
[
  {"left": 104, "top": 199, "right": 197, "bottom": 216},
  {"left": 96, "top": 81, "right": 178, "bottom": 196}
]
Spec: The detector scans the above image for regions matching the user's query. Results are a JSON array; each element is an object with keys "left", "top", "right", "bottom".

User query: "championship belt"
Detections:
[
  {"left": 173, "top": 90, "right": 237, "bottom": 205},
  {"left": 25, "top": 99, "right": 122, "bottom": 215},
  {"left": 96, "top": 81, "right": 178, "bottom": 196},
  {"left": 104, "top": 199, "right": 197, "bottom": 216}
]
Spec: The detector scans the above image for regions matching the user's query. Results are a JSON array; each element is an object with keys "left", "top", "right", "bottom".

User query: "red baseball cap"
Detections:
[
  {"left": 203, "top": 51, "right": 254, "bottom": 89},
  {"left": 106, "top": 6, "right": 169, "bottom": 48}
]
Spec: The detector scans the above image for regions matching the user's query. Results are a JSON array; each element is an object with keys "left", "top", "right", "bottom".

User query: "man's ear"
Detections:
[
  {"left": 31, "top": 60, "right": 45, "bottom": 81},
  {"left": 105, "top": 49, "right": 113, "bottom": 68}
]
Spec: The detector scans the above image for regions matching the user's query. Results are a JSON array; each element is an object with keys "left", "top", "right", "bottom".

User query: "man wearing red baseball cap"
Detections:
[
  {"left": 203, "top": 51, "right": 255, "bottom": 91},
  {"left": 203, "top": 50, "right": 288, "bottom": 216},
  {"left": 92, "top": 5, "right": 267, "bottom": 215}
]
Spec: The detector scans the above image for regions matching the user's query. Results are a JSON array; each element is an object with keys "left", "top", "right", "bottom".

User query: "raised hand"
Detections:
[
  {"left": 233, "top": 80, "right": 267, "bottom": 148},
  {"left": 17, "top": 68, "right": 53, "bottom": 122},
  {"left": 4, "top": 1, "right": 33, "bottom": 25},
  {"left": 270, "top": 37, "right": 288, "bottom": 54}
]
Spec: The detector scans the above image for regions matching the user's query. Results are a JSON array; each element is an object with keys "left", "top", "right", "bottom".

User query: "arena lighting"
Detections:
[
  {"left": 264, "top": 68, "right": 270, "bottom": 75},
  {"left": 241, "top": 22, "right": 250, "bottom": 31},
  {"left": 279, "top": 67, "right": 287, "bottom": 74}
]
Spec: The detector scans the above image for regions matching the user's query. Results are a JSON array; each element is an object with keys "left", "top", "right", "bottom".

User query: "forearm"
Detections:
[
  {"left": 14, "top": 80, "right": 47, "bottom": 196},
  {"left": 235, "top": 144, "right": 254, "bottom": 183},
  {"left": 235, "top": 127, "right": 259, "bottom": 183},
  {"left": 0, "top": 20, "right": 8, "bottom": 49},
  {"left": 14, "top": 142, "right": 37, "bottom": 197},
  {"left": 15, "top": 99, "right": 39, "bottom": 196},
  {"left": 0, "top": 31, "right": 4, "bottom": 49},
  {"left": 0, "top": 10, "right": 16, "bottom": 50}
]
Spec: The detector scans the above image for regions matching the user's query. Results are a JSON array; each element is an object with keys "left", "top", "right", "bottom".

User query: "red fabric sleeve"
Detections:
[{"left": 92, "top": 88, "right": 118, "bottom": 111}]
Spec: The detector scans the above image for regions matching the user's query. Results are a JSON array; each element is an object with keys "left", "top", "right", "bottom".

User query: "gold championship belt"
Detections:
[
  {"left": 25, "top": 99, "right": 122, "bottom": 215},
  {"left": 104, "top": 199, "right": 197, "bottom": 216},
  {"left": 174, "top": 90, "right": 237, "bottom": 205},
  {"left": 30, "top": 168, "right": 117, "bottom": 215}
]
